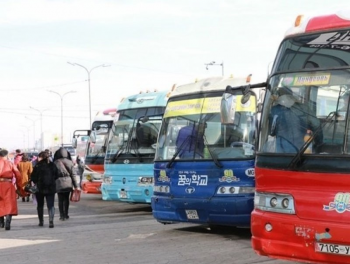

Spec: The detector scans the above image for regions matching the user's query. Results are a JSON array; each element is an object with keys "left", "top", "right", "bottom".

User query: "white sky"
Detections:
[{"left": 1, "top": 0, "right": 348, "bottom": 151}]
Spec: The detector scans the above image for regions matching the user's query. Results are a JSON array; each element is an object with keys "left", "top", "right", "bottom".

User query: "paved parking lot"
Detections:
[{"left": 0, "top": 193, "right": 291, "bottom": 264}]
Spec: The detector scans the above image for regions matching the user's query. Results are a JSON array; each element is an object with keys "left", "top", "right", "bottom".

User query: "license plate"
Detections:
[
  {"left": 315, "top": 242, "right": 350, "bottom": 256},
  {"left": 185, "top": 210, "right": 199, "bottom": 220},
  {"left": 119, "top": 191, "right": 127, "bottom": 198}
]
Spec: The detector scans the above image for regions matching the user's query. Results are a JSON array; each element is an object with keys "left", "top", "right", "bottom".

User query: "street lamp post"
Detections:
[
  {"left": 21, "top": 126, "right": 31, "bottom": 151},
  {"left": 67, "top": 62, "right": 110, "bottom": 126},
  {"left": 30, "top": 107, "right": 49, "bottom": 150},
  {"left": 205, "top": 61, "right": 224, "bottom": 76},
  {"left": 48, "top": 90, "right": 76, "bottom": 146},
  {"left": 25, "top": 116, "right": 39, "bottom": 150}
]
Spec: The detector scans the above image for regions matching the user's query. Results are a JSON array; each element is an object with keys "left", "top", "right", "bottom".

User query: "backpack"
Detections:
[{"left": 39, "top": 162, "right": 56, "bottom": 188}]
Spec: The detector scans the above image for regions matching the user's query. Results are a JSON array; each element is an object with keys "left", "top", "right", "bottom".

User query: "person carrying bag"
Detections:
[
  {"left": 53, "top": 147, "right": 80, "bottom": 221},
  {"left": 30, "top": 151, "right": 57, "bottom": 228}
]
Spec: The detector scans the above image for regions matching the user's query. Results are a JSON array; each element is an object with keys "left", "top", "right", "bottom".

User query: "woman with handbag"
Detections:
[
  {"left": 0, "top": 148, "right": 26, "bottom": 231},
  {"left": 30, "top": 151, "right": 57, "bottom": 228},
  {"left": 17, "top": 153, "right": 33, "bottom": 202},
  {"left": 53, "top": 147, "right": 79, "bottom": 221}
]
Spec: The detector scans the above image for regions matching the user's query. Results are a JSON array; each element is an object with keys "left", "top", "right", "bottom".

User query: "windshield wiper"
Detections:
[
  {"left": 112, "top": 126, "right": 131, "bottom": 163},
  {"left": 288, "top": 111, "right": 337, "bottom": 169},
  {"left": 203, "top": 136, "right": 223, "bottom": 168},
  {"left": 166, "top": 135, "right": 192, "bottom": 168}
]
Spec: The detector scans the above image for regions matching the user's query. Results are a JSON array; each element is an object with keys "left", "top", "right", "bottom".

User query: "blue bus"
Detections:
[
  {"left": 152, "top": 76, "right": 262, "bottom": 227},
  {"left": 101, "top": 90, "right": 168, "bottom": 203}
]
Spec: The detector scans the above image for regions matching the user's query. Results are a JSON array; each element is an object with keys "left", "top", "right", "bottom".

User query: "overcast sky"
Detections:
[{"left": 1, "top": 0, "right": 348, "bottom": 151}]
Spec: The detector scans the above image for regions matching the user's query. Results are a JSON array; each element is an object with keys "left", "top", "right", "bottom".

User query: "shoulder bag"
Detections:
[{"left": 55, "top": 160, "right": 73, "bottom": 192}]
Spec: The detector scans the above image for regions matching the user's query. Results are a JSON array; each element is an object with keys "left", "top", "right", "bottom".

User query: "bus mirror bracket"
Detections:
[
  {"left": 220, "top": 82, "right": 267, "bottom": 124},
  {"left": 90, "top": 131, "right": 97, "bottom": 143},
  {"left": 72, "top": 138, "right": 77, "bottom": 148}
]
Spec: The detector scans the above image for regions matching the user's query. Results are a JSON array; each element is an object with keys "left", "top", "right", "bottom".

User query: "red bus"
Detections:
[
  {"left": 73, "top": 108, "right": 118, "bottom": 194},
  {"left": 222, "top": 10, "right": 350, "bottom": 264}
]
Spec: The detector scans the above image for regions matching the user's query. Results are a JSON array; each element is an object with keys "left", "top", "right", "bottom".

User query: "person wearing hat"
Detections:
[
  {"left": 0, "top": 148, "right": 26, "bottom": 230},
  {"left": 267, "top": 87, "right": 322, "bottom": 153}
]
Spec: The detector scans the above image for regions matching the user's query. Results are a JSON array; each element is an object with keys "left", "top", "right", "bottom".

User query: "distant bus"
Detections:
[
  {"left": 152, "top": 76, "right": 263, "bottom": 228},
  {"left": 73, "top": 108, "right": 118, "bottom": 194},
  {"left": 101, "top": 90, "right": 168, "bottom": 203}
]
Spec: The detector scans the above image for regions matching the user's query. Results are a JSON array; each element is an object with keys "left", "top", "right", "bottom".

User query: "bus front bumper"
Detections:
[
  {"left": 82, "top": 181, "right": 102, "bottom": 194},
  {"left": 151, "top": 195, "right": 253, "bottom": 227},
  {"left": 251, "top": 209, "right": 350, "bottom": 264},
  {"left": 101, "top": 184, "right": 152, "bottom": 203}
]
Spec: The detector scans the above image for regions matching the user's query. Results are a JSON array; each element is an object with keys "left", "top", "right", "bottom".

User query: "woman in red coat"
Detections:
[{"left": 0, "top": 148, "right": 25, "bottom": 230}]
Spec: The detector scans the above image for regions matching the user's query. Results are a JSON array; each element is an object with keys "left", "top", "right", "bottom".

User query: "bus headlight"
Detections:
[
  {"left": 86, "top": 174, "right": 92, "bottom": 181},
  {"left": 103, "top": 176, "right": 112, "bottom": 185},
  {"left": 138, "top": 177, "right": 153, "bottom": 185},
  {"left": 154, "top": 185, "right": 170, "bottom": 193},
  {"left": 216, "top": 186, "right": 255, "bottom": 195},
  {"left": 254, "top": 192, "right": 295, "bottom": 214}
]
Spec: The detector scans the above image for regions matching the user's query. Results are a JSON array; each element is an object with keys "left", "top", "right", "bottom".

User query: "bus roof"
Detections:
[
  {"left": 117, "top": 90, "right": 169, "bottom": 111},
  {"left": 285, "top": 10, "right": 350, "bottom": 37},
  {"left": 170, "top": 75, "right": 252, "bottom": 97},
  {"left": 93, "top": 108, "right": 118, "bottom": 122}
]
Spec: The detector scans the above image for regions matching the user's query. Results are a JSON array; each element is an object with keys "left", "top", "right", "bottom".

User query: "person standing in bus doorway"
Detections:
[
  {"left": 269, "top": 87, "right": 322, "bottom": 153},
  {"left": 53, "top": 147, "right": 79, "bottom": 221},
  {"left": 17, "top": 153, "right": 33, "bottom": 202},
  {"left": 76, "top": 155, "right": 84, "bottom": 188},
  {"left": 0, "top": 148, "right": 26, "bottom": 231},
  {"left": 30, "top": 151, "right": 57, "bottom": 228}
]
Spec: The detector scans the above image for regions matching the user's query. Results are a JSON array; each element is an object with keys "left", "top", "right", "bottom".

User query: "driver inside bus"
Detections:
[
  {"left": 268, "top": 87, "right": 322, "bottom": 153},
  {"left": 176, "top": 122, "right": 205, "bottom": 158}
]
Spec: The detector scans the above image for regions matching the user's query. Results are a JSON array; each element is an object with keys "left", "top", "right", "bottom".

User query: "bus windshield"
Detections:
[
  {"left": 261, "top": 70, "right": 350, "bottom": 156},
  {"left": 156, "top": 93, "right": 257, "bottom": 161},
  {"left": 106, "top": 108, "right": 163, "bottom": 160}
]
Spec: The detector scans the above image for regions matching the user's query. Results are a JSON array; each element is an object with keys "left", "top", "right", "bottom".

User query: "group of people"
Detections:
[{"left": 0, "top": 147, "right": 80, "bottom": 231}]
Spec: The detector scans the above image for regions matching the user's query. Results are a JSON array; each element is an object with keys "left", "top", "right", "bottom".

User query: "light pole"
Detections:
[
  {"left": 21, "top": 126, "right": 31, "bottom": 151},
  {"left": 25, "top": 116, "right": 39, "bottom": 150},
  {"left": 19, "top": 130, "right": 26, "bottom": 150},
  {"left": 48, "top": 90, "right": 76, "bottom": 146},
  {"left": 30, "top": 107, "right": 49, "bottom": 150},
  {"left": 205, "top": 61, "right": 224, "bottom": 76},
  {"left": 67, "top": 62, "right": 110, "bottom": 126}
]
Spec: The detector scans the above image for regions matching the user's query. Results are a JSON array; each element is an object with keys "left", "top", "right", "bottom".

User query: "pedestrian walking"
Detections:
[
  {"left": 30, "top": 151, "right": 57, "bottom": 228},
  {"left": 53, "top": 147, "right": 79, "bottom": 221},
  {"left": 0, "top": 148, "right": 26, "bottom": 231},
  {"left": 76, "top": 155, "right": 84, "bottom": 188},
  {"left": 13, "top": 149, "right": 23, "bottom": 166},
  {"left": 17, "top": 153, "right": 33, "bottom": 202}
]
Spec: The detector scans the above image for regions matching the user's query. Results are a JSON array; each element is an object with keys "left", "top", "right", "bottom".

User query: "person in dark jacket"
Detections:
[
  {"left": 269, "top": 87, "right": 322, "bottom": 153},
  {"left": 53, "top": 147, "right": 79, "bottom": 221},
  {"left": 31, "top": 151, "right": 57, "bottom": 228}
]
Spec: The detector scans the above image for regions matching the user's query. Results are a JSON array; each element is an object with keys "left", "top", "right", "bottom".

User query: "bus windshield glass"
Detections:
[
  {"left": 86, "top": 122, "right": 111, "bottom": 158},
  {"left": 156, "top": 93, "right": 257, "bottom": 161},
  {"left": 106, "top": 108, "right": 163, "bottom": 159},
  {"left": 260, "top": 69, "right": 350, "bottom": 156}
]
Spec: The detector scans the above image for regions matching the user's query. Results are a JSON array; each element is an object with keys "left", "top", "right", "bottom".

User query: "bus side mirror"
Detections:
[
  {"left": 90, "top": 131, "right": 97, "bottom": 143},
  {"left": 220, "top": 93, "right": 236, "bottom": 124}
]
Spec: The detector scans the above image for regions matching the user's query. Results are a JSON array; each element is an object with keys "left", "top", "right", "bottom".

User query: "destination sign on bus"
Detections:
[
  {"left": 164, "top": 96, "right": 256, "bottom": 118},
  {"left": 281, "top": 73, "right": 331, "bottom": 86}
]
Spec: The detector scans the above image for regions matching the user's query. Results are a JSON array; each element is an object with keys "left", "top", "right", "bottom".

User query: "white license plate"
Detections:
[
  {"left": 119, "top": 191, "right": 127, "bottom": 198},
  {"left": 185, "top": 210, "right": 199, "bottom": 220},
  {"left": 315, "top": 242, "right": 350, "bottom": 256}
]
